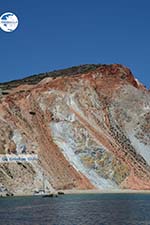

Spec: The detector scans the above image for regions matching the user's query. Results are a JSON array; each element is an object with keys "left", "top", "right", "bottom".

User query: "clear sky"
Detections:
[{"left": 0, "top": 0, "right": 150, "bottom": 88}]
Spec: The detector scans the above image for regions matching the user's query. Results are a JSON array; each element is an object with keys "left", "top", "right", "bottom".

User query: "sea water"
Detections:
[{"left": 0, "top": 194, "right": 150, "bottom": 225}]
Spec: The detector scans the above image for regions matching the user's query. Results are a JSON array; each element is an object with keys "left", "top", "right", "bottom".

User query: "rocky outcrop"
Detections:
[{"left": 0, "top": 64, "right": 150, "bottom": 194}]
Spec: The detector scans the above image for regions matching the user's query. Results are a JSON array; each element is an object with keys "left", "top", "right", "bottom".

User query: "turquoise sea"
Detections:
[{"left": 0, "top": 194, "right": 150, "bottom": 225}]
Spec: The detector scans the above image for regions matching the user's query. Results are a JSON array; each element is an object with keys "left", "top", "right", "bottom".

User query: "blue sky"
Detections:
[{"left": 0, "top": 0, "right": 150, "bottom": 88}]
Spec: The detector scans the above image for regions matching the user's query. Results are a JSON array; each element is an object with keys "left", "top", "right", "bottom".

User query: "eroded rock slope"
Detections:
[{"left": 0, "top": 64, "right": 150, "bottom": 194}]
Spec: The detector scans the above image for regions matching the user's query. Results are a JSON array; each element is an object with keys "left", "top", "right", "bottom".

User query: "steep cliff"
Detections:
[{"left": 0, "top": 64, "right": 150, "bottom": 195}]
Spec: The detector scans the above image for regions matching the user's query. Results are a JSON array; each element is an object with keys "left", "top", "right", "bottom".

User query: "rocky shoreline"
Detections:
[
  {"left": 62, "top": 189, "right": 150, "bottom": 194},
  {"left": 1, "top": 188, "right": 150, "bottom": 197}
]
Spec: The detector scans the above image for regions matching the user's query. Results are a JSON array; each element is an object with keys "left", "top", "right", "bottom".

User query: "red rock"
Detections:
[{"left": 0, "top": 64, "right": 149, "bottom": 194}]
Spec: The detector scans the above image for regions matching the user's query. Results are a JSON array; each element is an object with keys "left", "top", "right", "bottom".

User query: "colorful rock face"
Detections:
[{"left": 0, "top": 64, "right": 150, "bottom": 195}]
